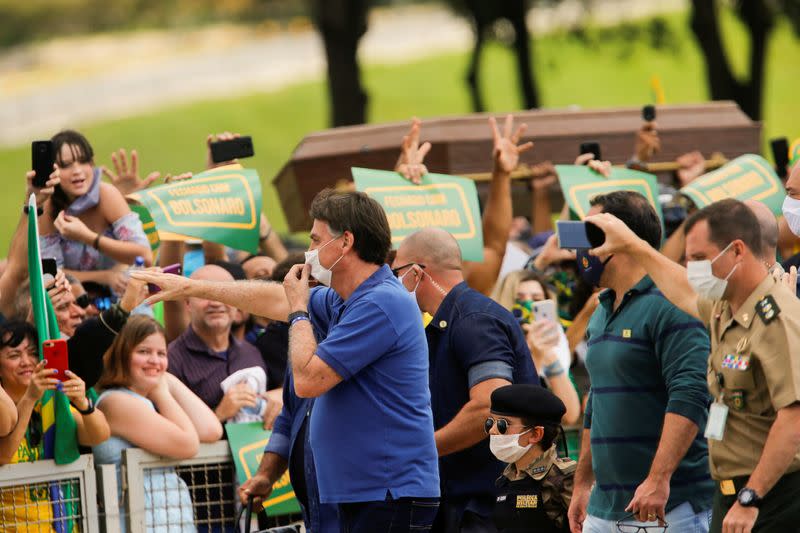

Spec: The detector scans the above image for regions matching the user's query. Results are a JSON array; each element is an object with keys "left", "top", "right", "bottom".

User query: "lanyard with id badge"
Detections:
[{"left": 705, "top": 372, "right": 728, "bottom": 440}]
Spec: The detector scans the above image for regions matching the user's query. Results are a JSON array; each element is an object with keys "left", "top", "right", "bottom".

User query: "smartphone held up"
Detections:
[{"left": 32, "top": 140, "right": 56, "bottom": 188}]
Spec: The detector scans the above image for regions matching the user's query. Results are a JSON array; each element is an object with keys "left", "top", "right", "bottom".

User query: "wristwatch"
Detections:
[
  {"left": 737, "top": 487, "right": 762, "bottom": 508},
  {"left": 73, "top": 397, "right": 95, "bottom": 416}
]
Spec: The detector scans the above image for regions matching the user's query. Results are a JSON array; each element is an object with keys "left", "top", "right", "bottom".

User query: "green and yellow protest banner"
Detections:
[
  {"left": 128, "top": 165, "right": 262, "bottom": 253},
  {"left": 226, "top": 423, "right": 301, "bottom": 516},
  {"left": 556, "top": 165, "right": 662, "bottom": 222},
  {"left": 680, "top": 154, "right": 785, "bottom": 215},
  {"left": 352, "top": 167, "right": 484, "bottom": 262}
]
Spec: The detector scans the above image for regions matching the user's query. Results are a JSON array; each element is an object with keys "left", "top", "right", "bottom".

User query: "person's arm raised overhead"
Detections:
[
  {"left": 585, "top": 212, "right": 700, "bottom": 319},
  {"left": 102, "top": 148, "right": 161, "bottom": 196},
  {"left": 394, "top": 117, "right": 431, "bottom": 185},
  {"left": 465, "top": 115, "right": 534, "bottom": 295},
  {"left": 133, "top": 270, "right": 291, "bottom": 322},
  {"left": 0, "top": 169, "right": 60, "bottom": 319}
]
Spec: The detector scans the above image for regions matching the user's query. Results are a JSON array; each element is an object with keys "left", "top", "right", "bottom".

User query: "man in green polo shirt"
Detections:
[{"left": 567, "top": 191, "right": 714, "bottom": 533}]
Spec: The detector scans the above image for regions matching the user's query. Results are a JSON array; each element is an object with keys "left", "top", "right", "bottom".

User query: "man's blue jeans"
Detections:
[
  {"left": 339, "top": 496, "right": 440, "bottom": 533},
  {"left": 583, "top": 502, "right": 711, "bottom": 533}
]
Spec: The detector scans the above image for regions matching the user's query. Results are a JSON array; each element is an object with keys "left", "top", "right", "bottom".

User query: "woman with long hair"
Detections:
[
  {"left": 93, "top": 315, "right": 222, "bottom": 532},
  {"left": 39, "top": 130, "right": 152, "bottom": 294}
]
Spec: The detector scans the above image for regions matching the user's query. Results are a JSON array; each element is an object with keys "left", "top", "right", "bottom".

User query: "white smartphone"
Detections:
[{"left": 532, "top": 299, "right": 557, "bottom": 323}]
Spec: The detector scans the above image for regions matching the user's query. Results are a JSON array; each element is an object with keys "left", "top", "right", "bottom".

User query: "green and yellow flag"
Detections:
[{"left": 27, "top": 195, "right": 80, "bottom": 531}]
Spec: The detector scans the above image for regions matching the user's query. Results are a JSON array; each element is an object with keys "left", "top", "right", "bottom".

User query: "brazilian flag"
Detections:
[{"left": 27, "top": 195, "right": 80, "bottom": 532}]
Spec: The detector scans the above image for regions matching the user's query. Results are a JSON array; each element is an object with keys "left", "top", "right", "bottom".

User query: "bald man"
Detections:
[
  {"left": 744, "top": 200, "right": 782, "bottom": 275},
  {"left": 167, "top": 264, "right": 267, "bottom": 418},
  {"left": 392, "top": 227, "right": 538, "bottom": 533}
]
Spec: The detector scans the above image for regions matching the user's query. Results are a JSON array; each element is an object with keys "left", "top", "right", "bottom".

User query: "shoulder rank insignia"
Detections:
[{"left": 756, "top": 295, "right": 780, "bottom": 325}]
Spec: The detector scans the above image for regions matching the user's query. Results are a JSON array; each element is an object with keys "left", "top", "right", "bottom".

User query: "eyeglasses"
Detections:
[
  {"left": 484, "top": 417, "right": 531, "bottom": 435},
  {"left": 391, "top": 263, "right": 426, "bottom": 278},
  {"left": 615, "top": 514, "right": 668, "bottom": 533}
]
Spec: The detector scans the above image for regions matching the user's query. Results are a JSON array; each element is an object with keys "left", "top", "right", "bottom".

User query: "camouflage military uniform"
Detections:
[{"left": 493, "top": 444, "right": 576, "bottom": 532}]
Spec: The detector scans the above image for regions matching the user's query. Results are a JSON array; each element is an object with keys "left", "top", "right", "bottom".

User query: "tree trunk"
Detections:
[
  {"left": 311, "top": 0, "right": 369, "bottom": 127},
  {"left": 509, "top": 0, "right": 539, "bottom": 109},
  {"left": 689, "top": 0, "right": 773, "bottom": 120}
]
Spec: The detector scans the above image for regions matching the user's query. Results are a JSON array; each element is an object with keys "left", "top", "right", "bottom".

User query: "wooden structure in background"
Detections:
[{"left": 273, "top": 101, "right": 761, "bottom": 231}]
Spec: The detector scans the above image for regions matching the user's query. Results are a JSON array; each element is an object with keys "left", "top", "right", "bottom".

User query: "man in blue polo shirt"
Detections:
[
  {"left": 393, "top": 228, "right": 538, "bottom": 533},
  {"left": 566, "top": 191, "right": 713, "bottom": 533},
  {"left": 138, "top": 189, "right": 440, "bottom": 533}
]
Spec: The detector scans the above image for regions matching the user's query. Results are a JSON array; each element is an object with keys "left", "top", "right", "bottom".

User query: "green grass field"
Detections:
[{"left": 1, "top": 9, "right": 798, "bottom": 245}]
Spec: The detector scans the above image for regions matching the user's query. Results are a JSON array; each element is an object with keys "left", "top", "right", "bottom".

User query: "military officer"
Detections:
[
  {"left": 586, "top": 198, "right": 800, "bottom": 533},
  {"left": 488, "top": 384, "right": 575, "bottom": 533}
]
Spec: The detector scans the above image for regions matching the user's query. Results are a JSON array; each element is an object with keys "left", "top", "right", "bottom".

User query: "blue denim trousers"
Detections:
[
  {"left": 583, "top": 501, "right": 711, "bottom": 533},
  {"left": 339, "top": 496, "right": 440, "bottom": 533}
]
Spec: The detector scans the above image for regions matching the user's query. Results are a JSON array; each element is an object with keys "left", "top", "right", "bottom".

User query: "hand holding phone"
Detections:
[
  {"left": 32, "top": 140, "right": 56, "bottom": 189},
  {"left": 43, "top": 339, "right": 69, "bottom": 381},
  {"left": 579, "top": 141, "right": 601, "bottom": 162},
  {"left": 556, "top": 220, "right": 605, "bottom": 249},
  {"left": 532, "top": 299, "right": 557, "bottom": 323},
  {"left": 149, "top": 263, "right": 182, "bottom": 295},
  {"left": 210, "top": 136, "right": 254, "bottom": 164},
  {"left": 642, "top": 104, "right": 656, "bottom": 123}
]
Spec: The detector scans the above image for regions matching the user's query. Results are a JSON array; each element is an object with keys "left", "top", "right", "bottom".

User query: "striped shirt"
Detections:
[{"left": 584, "top": 276, "right": 714, "bottom": 520}]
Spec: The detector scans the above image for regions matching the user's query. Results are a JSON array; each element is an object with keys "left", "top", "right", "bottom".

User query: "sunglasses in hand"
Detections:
[{"left": 615, "top": 513, "right": 668, "bottom": 533}]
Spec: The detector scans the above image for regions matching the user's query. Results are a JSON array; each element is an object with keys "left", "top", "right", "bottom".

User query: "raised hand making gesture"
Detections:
[
  {"left": 490, "top": 114, "right": 534, "bottom": 175},
  {"left": 103, "top": 149, "right": 161, "bottom": 195},
  {"left": 395, "top": 118, "right": 431, "bottom": 185}
]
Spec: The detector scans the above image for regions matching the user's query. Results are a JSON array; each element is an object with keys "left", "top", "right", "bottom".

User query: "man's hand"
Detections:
[
  {"left": 625, "top": 475, "right": 670, "bottom": 524},
  {"left": 215, "top": 383, "right": 257, "bottom": 422},
  {"left": 722, "top": 502, "right": 758, "bottom": 533},
  {"left": 676, "top": 151, "right": 706, "bottom": 187},
  {"left": 206, "top": 132, "right": 240, "bottom": 170},
  {"left": 54, "top": 212, "right": 95, "bottom": 244},
  {"left": 102, "top": 149, "right": 161, "bottom": 195},
  {"left": 261, "top": 388, "right": 284, "bottom": 430},
  {"left": 133, "top": 271, "right": 192, "bottom": 305},
  {"left": 490, "top": 115, "right": 534, "bottom": 175},
  {"left": 395, "top": 118, "right": 431, "bottom": 185},
  {"left": 567, "top": 485, "right": 591, "bottom": 533},
  {"left": 530, "top": 161, "right": 558, "bottom": 192},
  {"left": 635, "top": 122, "right": 660, "bottom": 162},
  {"left": 119, "top": 271, "right": 151, "bottom": 313},
  {"left": 47, "top": 270, "right": 72, "bottom": 309},
  {"left": 27, "top": 167, "right": 61, "bottom": 207},
  {"left": 584, "top": 212, "right": 645, "bottom": 258},
  {"left": 533, "top": 234, "right": 576, "bottom": 271},
  {"left": 283, "top": 264, "right": 311, "bottom": 313},
  {"left": 781, "top": 265, "right": 798, "bottom": 293},
  {"left": 239, "top": 472, "right": 275, "bottom": 508}
]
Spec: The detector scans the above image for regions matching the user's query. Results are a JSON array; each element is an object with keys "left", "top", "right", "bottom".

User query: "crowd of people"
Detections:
[{"left": 0, "top": 113, "right": 798, "bottom": 533}]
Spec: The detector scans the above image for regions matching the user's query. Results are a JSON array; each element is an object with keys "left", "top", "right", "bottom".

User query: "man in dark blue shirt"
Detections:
[{"left": 393, "top": 227, "right": 538, "bottom": 533}]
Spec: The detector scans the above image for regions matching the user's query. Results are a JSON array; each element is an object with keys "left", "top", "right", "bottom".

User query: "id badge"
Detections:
[{"left": 705, "top": 401, "right": 728, "bottom": 441}]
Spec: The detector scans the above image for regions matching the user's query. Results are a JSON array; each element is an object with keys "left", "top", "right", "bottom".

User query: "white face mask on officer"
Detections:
[
  {"left": 782, "top": 196, "right": 800, "bottom": 237},
  {"left": 489, "top": 430, "right": 533, "bottom": 464},
  {"left": 686, "top": 241, "right": 738, "bottom": 301},
  {"left": 304, "top": 235, "right": 343, "bottom": 287}
]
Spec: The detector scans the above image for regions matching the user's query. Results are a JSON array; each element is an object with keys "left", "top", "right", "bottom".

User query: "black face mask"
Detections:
[{"left": 576, "top": 250, "right": 612, "bottom": 287}]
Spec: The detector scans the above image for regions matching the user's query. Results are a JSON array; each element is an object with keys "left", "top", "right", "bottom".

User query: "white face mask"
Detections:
[
  {"left": 304, "top": 236, "right": 343, "bottom": 287},
  {"left": 782, "top": 196, "right": 800, "bottom": 237},
  {"left": 489, "top": 429, "right": 533, "bottom": 464},
  {"left": 399, "top": 269, "right": 422, "bottom": 295},
  {"left": 686, "top": 242, "right": 738, "bottom": 301}
]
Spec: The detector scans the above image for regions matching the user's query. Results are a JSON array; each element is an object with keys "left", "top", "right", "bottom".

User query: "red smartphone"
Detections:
[
  {"left": 42, "top": 339, "right": 69, "bottom": 379},
  {"left": 148, "top": 263, "right": 182, "bottom": 294}
]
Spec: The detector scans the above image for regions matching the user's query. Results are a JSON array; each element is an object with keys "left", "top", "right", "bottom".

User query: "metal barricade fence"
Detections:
[
  {"left": 0, "top": 454, "right": 100, "bottom": 533},
  {"left": 1, "top": 444, "right": 303, "bottom": 532}
]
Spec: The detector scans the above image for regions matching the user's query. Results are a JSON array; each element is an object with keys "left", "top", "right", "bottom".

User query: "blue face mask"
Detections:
[{"left": 576, "top": 250, "right": 612, "bottom": 287}]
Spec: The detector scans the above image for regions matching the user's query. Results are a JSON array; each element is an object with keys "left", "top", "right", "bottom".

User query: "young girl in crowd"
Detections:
[
  {"left": 93, "top": 315, "right": 222, "bottom": 532},
  {"left": 0, "top": 320, "right": 110, "bottom": 529},
  {"left": 39, "top": 130, "right": 152, "bottom": 293}
]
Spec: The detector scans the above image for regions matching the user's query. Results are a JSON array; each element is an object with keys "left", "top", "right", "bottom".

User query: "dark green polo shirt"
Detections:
[{"left": 584, "top": 276, "right": 714, "bottom": 520}]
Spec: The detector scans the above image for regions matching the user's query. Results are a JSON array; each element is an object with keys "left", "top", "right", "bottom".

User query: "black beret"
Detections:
[{"left": 490, "top": 384, "right": 566, "bottom": 426}]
